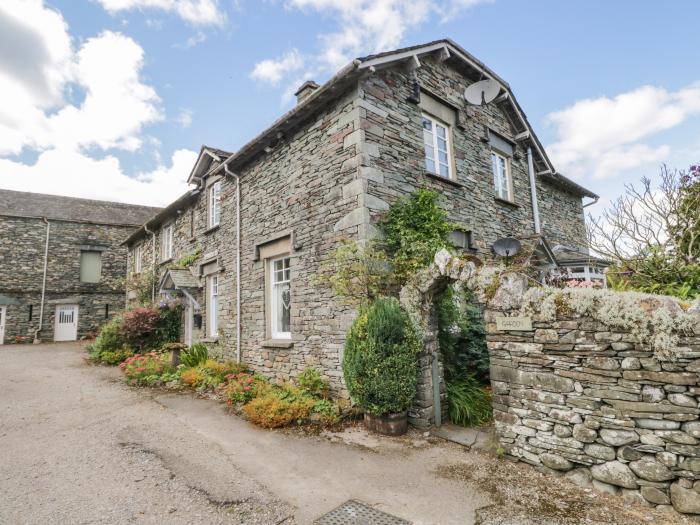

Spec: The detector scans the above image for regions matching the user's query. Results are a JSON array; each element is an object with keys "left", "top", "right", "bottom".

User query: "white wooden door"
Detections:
[
  {"left": 0, "top": 306, "right": 5, "bottom": 345},
  {"left": 54, "top": 305, "right": 78, "bottom": 342}
]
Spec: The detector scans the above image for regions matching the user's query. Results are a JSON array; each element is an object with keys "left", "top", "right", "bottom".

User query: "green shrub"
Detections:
[
  {"left": 220, "top": 372, "right": 268, "bottom": 404},
  {"left": 446, "top": 376, "right": 492, "bottom": 427},
  {"left": 92, "top": 316, "right": 126, "bottom": 354},
  {"left": 99, "top": 348, "right": 134, "bottom": 365},
  {"left": 180, "top": 359, "right": 248, "bottom": 391},
  {"left": 342, "top": 297, "right": 420, "bottom": 415},
  {"left": 297, "top": 368, "right": 328, "bottom": 398},
  {"left": 243, "top": 385, "right": 314, "bottom": 428},
  {"left": 381, "top": 189, "right": 453, "bottom": 284},
  {"left": 119, "top": 352, "right": 173, "bottom": 385},
  {"left": 180, "top": 343, "right": 209, "bottom": 368},
  {"left": 312, "top": 399, "right": 340, "bottom": 425},
  {"left": 437, "top": 285, "right": 490, "bottom": 382}
]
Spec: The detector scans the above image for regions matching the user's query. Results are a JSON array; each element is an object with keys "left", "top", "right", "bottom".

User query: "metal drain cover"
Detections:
[{"left": 314, "top": 500, "right": 411, "bottom": 525}]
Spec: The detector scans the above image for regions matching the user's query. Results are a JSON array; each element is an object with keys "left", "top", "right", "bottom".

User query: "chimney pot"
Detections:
[{"left": 294, "top": 80, "right": 319, "bottom": 104}]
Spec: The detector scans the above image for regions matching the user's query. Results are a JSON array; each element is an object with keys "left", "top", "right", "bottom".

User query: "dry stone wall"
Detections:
[
  {"left": 488, "top": 283, "right": 700, "bottom": 514},
  {"left": 401, "top": 250, "right": 700, "bottom": 516}
]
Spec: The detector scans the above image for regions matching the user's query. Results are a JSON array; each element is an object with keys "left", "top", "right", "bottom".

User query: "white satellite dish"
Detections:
[{"left": 464, "top": 79, "right": 501, "bottom": 105}]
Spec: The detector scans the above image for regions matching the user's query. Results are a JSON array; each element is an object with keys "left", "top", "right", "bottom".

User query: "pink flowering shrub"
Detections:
[
  {"left": 220, "top": 373, "right": 269, "bottom": 404},
  {"left": 119, "top": 352, "right": 172, "bottom": 384},
  {"left": 564, "top": 279, "right": 601, "bottom": 289}
]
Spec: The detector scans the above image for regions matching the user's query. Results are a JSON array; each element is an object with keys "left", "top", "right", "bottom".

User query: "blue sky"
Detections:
[{"left": 1, "top": 0, "right": 698, "bottom": 209}]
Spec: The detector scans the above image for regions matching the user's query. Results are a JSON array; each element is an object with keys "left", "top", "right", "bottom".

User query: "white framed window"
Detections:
[
  {"left": 422, "top": 114, "right": 452, "bottom": 179},
  {"left": 80, "top": 251, "right": 102, "bottom": 283},
  {"left": 207, "top": 275, "right": 219, "bottom": 338},
  {"left": 134, "top": 244, "right": 142, "bottom": 274},
  {"left": 208, "top": 181, "right": 221, "bottom": 228},
  {"left": 269, "top": 256, "right": 291, "bottom": 339},
  {"left": 161, "top": 224, "right": 173, "bottom": 261},
  {"left": 491, "top": 151, "right": 513, "bottom": 201}
]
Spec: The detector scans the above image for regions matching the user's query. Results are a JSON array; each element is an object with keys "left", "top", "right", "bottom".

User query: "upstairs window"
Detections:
[
  {"left": 422, "top": 114, "right": 452, "bottom": 179},
  {"left": 161, "top": 224, "right": 173, "bottom": 261},
  {"left": 208, "top": 181, "right": 221, "bottom": 228},
  {"left": 80, "top": 251, "right": 102, "bottom": 283},
  {"left": 491, "top": 151, "right": 513, "bottom": 201},
  {"left": 134, "top": 244, "right": 142, "bottom": 274}
]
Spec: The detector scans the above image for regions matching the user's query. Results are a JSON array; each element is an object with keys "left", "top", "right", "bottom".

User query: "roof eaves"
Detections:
[{"left": 122, "top": 189, "right": 198, "bottom": 246}]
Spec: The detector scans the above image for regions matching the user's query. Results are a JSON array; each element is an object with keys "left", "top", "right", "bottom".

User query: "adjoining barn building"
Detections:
[{"left": 0, "top": 189, "right": 160, "bottom": 344}]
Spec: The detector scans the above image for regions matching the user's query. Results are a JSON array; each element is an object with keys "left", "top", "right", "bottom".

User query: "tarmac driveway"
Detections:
[{"left": 0, "top": 343, "right": 689, "bottom": 525}]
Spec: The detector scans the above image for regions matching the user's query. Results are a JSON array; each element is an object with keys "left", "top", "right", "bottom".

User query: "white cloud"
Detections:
[
  {"left": 96, "top": 0, "right": 226, "bottom": 26},
  {"left": 251, "top": 0, "right": 491, "bottom": 91},
  {"left": 546, "top": 83, "right": 700, "bottom": 180},
  {"left": 175, "top": 108, "right": 193, "bottom": 128},
  {"left": 0, "top": 148, "right": 197, "bottom": 206},
  {"left": 250, "top": 49, "right": 304, "bottom": 86},
  {"left": 0, "top": 1, "right": 192, "bottom": 206}
]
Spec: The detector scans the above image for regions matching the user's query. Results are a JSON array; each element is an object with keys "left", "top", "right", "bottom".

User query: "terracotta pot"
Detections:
[{"left": 363, "top": 411, "right": 408, "bottom": 436}]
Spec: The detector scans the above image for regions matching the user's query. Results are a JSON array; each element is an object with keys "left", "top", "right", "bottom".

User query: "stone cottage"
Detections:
[
  {"left": 0, "top": 189, "right": 159, "bottom": 344},
  {"left": 124, "top": 39, "right": 599, "bottom": 391}
]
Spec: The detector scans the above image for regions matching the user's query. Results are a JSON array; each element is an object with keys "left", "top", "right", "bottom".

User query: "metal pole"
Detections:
[
  {"left": 34, "top": 218, "right": 50, "bottom": 343},
  {"left": 432, "top": 351, "right": 441, "bottom": 427}
]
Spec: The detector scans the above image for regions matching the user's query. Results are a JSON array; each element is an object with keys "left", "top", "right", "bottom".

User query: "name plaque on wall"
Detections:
[{"left": 495, "top": 316, "right": 533, "bottom": 331}]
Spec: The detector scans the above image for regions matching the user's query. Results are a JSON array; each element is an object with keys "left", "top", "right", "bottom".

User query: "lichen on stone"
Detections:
[{"left": 521, "top": 287, "right": 698, "bottom": 360}]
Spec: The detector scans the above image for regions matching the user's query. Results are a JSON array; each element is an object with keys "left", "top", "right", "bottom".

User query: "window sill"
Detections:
[
  {"left": 204, "top": 224, "right": 220, "bottom": 235},
  {"left": 262, "top": 340, "right": 294, "bottom": 349},
  {"left": 160, "top": 258, "right": 173, "bottom": 265},
  {"left": 494, "top": 197, "right": 519, "bottom": 208},
  {"left": 201, "top": 337, "right": 219, "bottom": 343},
  {"left": 424, "top": 172, "right": 466, "bottom": 188}
]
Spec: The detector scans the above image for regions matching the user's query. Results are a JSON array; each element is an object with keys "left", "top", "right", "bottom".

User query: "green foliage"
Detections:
[
  {"left": 437, "top": 285, "right": 490, "bottom": 383},
  {"left": 177, "top": 249, "right": 201, "bottom": 268},
  {"left": 92, "top": 316, "right": 126, "bottom": 353},
  {"left": 220, "top": 372, "right": 268, "bottom": 404},
  {"left": 381, "top": 189, "right": 453, "bottom": 284},
  {"left": 312, "top": 399, "right": 341, "bottom": 425},
  {"left": 181, "top": 359, "right": 248, "bottom": 390},
  {"left": 119, "top": 352, "right": 173, "bottom": 385},
  {"left": 180, "top": 343, "right": 209, "bottom": 368},
  {"left": 243, "top": 384, "right": 315, "bottom": 428},
  {"left": 446, "top": 376, "right": 492, "bottom": 427},
  {"left": 297, "top": 368, "right": 328, "bottom": 398},
  {"left": 607, "top": 252, "right": 700, "bottom": 300},
  {"left": 98, "top": 348, "right": 135, "bottom": 365},
  {"left": 324, "top": 240, "right": 392, "bottom": 304},
  {"left": 126, "top": 270, "right": 159, "bottom": 306},
  {"left": 342, "top": 297, "right": 420, "bottom": 415}
]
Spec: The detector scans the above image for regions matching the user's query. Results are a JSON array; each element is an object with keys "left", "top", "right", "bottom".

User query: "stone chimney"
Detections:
[{"left": 294, "top": 80, "right": 319, "bottom": 104}]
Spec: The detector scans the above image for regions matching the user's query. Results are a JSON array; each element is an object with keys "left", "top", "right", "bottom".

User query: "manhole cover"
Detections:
[{"left": 314, "top": 500, "right": 411, "bottom": 525}]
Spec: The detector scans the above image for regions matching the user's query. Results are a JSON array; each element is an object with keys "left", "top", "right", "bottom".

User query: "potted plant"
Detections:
[{"left": 342, "top": 297, "right": 421, "bottom": 436}]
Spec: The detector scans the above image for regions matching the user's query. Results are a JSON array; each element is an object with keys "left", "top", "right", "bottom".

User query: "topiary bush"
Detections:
[{"left": 342, "top": 297, "right": 421, "bottom": 415}]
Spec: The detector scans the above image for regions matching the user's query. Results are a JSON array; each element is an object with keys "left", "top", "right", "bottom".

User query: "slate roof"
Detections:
[
  {"left": 0, "top": 189, "right": 161, "bottom": 226},
  {"left": 161, "top": 268, "right": 201, "bottom": 289}
]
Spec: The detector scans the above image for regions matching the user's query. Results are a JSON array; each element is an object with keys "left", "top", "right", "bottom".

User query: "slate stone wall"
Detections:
[
  {"left": 355, "top": 55, "right": 588, "bottom": 252},
  {"left": 127, "top": 88, "right": 363, "bottom": 393},
  {"left": 0, "top": 215, "right": 132, "bottom": 343},
  {"left": 487, "top": 286, "right": 700, "bottom": 514}
]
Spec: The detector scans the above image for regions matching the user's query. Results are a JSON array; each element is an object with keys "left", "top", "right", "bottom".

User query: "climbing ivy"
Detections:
[{"left": 381, "top": 189, "right": 454, "bottom": 285}]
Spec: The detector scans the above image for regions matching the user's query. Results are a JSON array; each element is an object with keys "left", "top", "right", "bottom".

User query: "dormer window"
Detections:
[{"left": 208, "top": 181, "right": 221, "bottom": 228}]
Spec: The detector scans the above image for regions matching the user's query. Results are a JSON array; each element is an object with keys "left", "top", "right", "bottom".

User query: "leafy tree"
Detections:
[{"left": 588, "top": 165, "right": 700, "bottom": 299}]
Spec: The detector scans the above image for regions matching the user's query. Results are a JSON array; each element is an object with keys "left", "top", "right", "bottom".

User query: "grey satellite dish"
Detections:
[
  {"left": 492, "top": 237, "right": 521, "bottom": 257},
  {"left": 464, "top": 78, "right": 500, "bottom": 105}
]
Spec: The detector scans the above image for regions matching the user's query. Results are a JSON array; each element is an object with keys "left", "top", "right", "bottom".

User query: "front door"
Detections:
[
  {"left": 184, "top": 301, "right": 193, "bottom": 347},
  {"left": 54, "top": 305, "right": 78, "bottom": 342},
  {"left": 0, "top": 306, "right": 5, "bottom": 345}
]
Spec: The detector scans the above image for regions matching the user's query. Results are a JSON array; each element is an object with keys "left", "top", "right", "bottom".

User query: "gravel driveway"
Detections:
[{"left": 0, "top": 343, "right": 691, "bottom": 525}]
